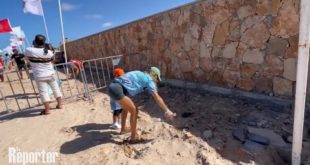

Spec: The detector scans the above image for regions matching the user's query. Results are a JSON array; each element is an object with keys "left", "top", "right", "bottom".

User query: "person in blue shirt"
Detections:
[{"left": 108, "top": 66, "right": 175, "bottom": 143}]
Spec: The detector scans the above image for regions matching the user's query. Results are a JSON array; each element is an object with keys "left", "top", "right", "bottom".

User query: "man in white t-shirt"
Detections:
[{"left": 25, "top": 34, "right": 62, "bottom": 115}]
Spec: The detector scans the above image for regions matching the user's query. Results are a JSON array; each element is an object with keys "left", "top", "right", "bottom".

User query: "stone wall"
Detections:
[{"left": 66, "top": 0, "right": 304, "bottom": 98}]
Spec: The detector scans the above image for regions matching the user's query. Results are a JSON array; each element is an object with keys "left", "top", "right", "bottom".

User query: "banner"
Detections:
[
  {"left": 23, "top": 0, "right": 43, "bottom": 16},
  {"left": 0, "top": 19, "right": 13, "bottom": 33}
]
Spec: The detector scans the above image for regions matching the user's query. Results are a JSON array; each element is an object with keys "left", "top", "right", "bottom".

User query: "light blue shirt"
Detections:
[
  {"left": 110, "top": 99, "right": 122, "bottom": 111},
  {"left": 115, "top": 71, "right": 157, "bottom": 96}
]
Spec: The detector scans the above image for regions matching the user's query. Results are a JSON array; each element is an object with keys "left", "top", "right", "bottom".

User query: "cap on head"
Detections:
[
  {"left": 12, "top": 49, "right": 18, "bottom": 53},
  {"left": 33, "top": 34, "right": 46, "bottom": 46},
  {"left": 113, "top": 68, "right": 124, "bottom": 77},
  {"left": 150, "top": 66, "right": 162, "bottom": 81}
]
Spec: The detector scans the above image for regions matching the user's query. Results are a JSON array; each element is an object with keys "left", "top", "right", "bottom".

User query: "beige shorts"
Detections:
[{"left": 35, "top": 74, "right": 62, "bottom": 103}]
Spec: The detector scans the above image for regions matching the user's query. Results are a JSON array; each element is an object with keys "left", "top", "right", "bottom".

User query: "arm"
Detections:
[{"left": 151, "top": 92, "right": 176, "bottom": 120}]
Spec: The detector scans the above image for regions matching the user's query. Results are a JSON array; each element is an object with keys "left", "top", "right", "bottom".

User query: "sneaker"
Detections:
[
  {"left": 115, "top": 123, "right": 121, "bottom": 129},
  {"left": 109, "top": 123, "right": 120, "bottom": 129}
]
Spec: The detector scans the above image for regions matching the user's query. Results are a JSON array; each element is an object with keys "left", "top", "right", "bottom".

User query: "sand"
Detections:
[{"left": 0, "top": 76, "right": 310, "bottom": 164}]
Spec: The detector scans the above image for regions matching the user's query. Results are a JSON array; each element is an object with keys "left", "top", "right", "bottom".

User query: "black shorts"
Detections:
[
  {"left": 108, "top": 82, "right": 127, "bottom": 100},
  {"left": 113, "top": 109, "right": 123, "bottom": 116},
  {"left": 17, "top": 64, "right": 26, "bottom": 71}
]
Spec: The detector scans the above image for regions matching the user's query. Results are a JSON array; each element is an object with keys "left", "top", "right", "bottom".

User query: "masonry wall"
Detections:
[{"left": 66, "top": 0, "right": 304, "bottom": 98}]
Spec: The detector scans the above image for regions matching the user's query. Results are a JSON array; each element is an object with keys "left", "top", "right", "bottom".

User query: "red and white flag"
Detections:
[
  {"left": 23, "top": 0, "right": 43, "bottom": 16},
  {"left": 0, "top": 19, "right": 13, "bottom": 33}
]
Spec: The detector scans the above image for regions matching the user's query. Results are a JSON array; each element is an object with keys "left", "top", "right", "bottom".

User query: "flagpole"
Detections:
[
  {"left": 58, "top": 0, "right": 67, "bottom": 65},
  {"left": 41, "top": 1, "right": 50, "bottom": 42}
]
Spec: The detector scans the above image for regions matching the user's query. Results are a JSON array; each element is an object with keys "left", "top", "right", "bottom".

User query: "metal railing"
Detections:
[{"left": 0, "top": 55, "right": 123, "bottom": 114}]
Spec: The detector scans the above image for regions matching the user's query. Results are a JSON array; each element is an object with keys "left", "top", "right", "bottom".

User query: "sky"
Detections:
[{"left": 0, "top": 0, "right": 195, "bottom": 51}]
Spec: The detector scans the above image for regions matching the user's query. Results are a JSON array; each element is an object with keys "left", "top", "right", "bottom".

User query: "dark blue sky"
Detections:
[{"left": 0, "top": 0, "right": 195, "bottom": 51}]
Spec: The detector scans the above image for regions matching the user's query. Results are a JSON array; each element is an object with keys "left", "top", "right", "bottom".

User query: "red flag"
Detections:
[{"left": 0, "top": 19, "right": 12, "bottom": 33}]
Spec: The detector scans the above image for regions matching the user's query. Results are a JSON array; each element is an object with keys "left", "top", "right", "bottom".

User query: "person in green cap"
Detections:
[{"left": 108, "top": 66, "right": 176, "bottom": 143}]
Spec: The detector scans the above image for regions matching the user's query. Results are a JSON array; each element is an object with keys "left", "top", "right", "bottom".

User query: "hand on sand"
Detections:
[{"left": 165, "top": 110, "right": 176, "bottom": 121}]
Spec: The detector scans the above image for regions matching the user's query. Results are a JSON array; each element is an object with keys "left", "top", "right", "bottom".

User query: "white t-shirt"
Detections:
[{"left": 25, "top": 47, "right": 55, "bottom": 78}]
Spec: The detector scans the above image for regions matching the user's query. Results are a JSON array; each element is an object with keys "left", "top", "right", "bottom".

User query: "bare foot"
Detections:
[
  {"left": 120, "top": 127, "right": 131, "bottom": 134},
  {"left": 56, "top": 105, "right": 62, "bottom": 109}
]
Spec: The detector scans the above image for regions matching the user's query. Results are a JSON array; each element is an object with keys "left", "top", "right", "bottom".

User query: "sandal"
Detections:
[{"left": 40, "top": 110, "right": 50, "bottom": 115}]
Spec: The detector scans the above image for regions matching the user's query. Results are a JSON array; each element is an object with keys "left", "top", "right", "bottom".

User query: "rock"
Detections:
[
  {"left": 256, "top": 0, "right": 269, "bottom": 16},
  {"left": 200, "top": 57, "right": 213, "bottom": 73},
  {"left": 179, "top": 60, "right": 193, "bottom": 73},
  {"left": 243, "top": 49, "right": 264, "bottom": 64},
  {"left": 263, "top": 55, "right": 283, "bottom": 76},
  {"left": 286, "top": 35, "right": 298, "bottom": 58},
  {"left": 254, "top": 77, "right": 273, "bottom": 94},
  {"left": 232, "top": 127, "right": 249, "bottom": 143},
  {"left": 243, "top": 140, "right": 266, "bottom": 155},
  {"left": 222, "top": 42, "right": 238, "bottom": 58},
  {"left": 203, "top": 130, "right": 213, "bottom": 139},
  {"left": 248, "top": 133, "right": 270, "bottom": 145},
  {"left": 237, "top": 78, "right": 255, "bottom": 91},
  {"left": 184, "top": 132, "right": 193, "bottom": 139},
  {"left": 283, "top": 58, "right": 297, "bottom": 81},
  {"left": 271, "top": 0, "right": 281, "bottom": 16},
  {"left": 241, "top": 21, "right": 270, "bottom": 48},
  {"left": 237, "top": 5, "right": 255, "bottom": 19},
  {"left": 248, "top": 127, "right": 287, "bottom": 147},
  {"left": 241, "top": 16, "right": 265, "bottom": 34},
  {"left": 240, "top": 64, "right": 259, "bottom": 78},
  {"left": 266, "top": 37, "right": 289, "bottom": 57},
  {"left": 223, "top": 69, "right": 240, "bottom": 87},
  {"left": 257, "top": 120, "right": 268, "bottom": 127},
  {"left": 271, "top": 1, "right": 299, "bottom": 38},
  {"left": 213, "top": 20, "right": 229, "bottom": 46},
  {"left": 273, "top": 77, "right": 293, "bottom": 96},
  {"left": 199, "top": 42, "right": 211, "bottom": 58}
]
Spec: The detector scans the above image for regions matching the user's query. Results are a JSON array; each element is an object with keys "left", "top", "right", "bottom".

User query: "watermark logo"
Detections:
[{"left": 8, "top": 147, "right": 59, "bottom": 165}]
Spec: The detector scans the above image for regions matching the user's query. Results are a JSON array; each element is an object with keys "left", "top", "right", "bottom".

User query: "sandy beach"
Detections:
[{"left": 1, "top": 83, "right": 310, "bottom": 165}]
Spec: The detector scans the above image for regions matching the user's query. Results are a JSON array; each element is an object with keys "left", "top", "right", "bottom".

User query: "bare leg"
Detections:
[
  {"left": 120, "top": 109, "right": 129, "bottom": 133},
  {"left": 19, "top": 71, "right": 23, "bottom": 79},
  {"left": 43, "top": 102, "right": 51, "bottom": 114},
  {"left": 56, "top": 97, "right": 62, "bottom": 108},
  {"left": 116, "top": 114, "right": 121, "bottom": 124},
  {"left": 113, "top": 115, "right": 117, "bottom": 124},
  {"left": 117, "top": 96, "right": 138, "bottom": 139},
  {"left": 0, "top": 75, "right": 4, "bottom": 82}
]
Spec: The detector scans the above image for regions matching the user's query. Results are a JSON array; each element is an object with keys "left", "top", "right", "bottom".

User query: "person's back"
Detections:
[
  {"left": 25, "top": 47, "right": 54, "bottom": 78},
  {"left": 115, "top": 70, "right": 156, "bottom": 96}
]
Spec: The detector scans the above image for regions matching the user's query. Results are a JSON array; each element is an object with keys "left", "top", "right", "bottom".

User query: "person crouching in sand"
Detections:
[
  {"left": 108, "top": 66, "right": 175, "bottom": 143},
  {"left": 109, "top": 68, "right": 125, "bottom": 129}
]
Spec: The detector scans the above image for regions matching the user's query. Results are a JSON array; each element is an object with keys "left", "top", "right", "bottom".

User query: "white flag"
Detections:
[
  {"left": 23, "top": 0, "right": 43, "bottom": 16},
  {"left": 10, "top": 37, "right": 24, "bottom": 46},
  {"left": 10, "top": 26, "right": 25, "bottom": 38}
]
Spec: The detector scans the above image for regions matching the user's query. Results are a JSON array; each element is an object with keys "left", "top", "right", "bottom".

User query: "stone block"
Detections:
[
  {"left": 237, "top": 5, "right": 255, "bottom": 19},
  {"left": 241, "top": 21, "right": 270, "bottom": 48},
  {"left": 273, "top": 77, "right": 293, "bottom": 96},
  {"left": 243, "top": 49, "right": 264, "bottom": 64},
  {"left": 237, "top": 78, "right": 255, "bottom": 91},
  {"left": 222, "top": 42, "right": 238, "bottom": 58},
  {"left": 266, "top": 37, "right": 289, "bottom": 57},
  {"left": 240, "top": 63, "right": 259, "bottom": 78},
  {"left": 283, "top": 58, "right": 297, "bottom": 81}
]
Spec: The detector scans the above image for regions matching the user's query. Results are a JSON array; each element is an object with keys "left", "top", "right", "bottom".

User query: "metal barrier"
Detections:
[
  {"left": 81, "top": 55, "right": 123, "bottom": 101},
  {"left": 0, "top": 55, "right": 123, "bottom": 113}
]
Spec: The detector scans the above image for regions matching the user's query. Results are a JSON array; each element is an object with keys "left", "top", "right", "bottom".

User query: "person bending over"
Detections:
[{"left": 108, "top": 66, "right": 175, "bottom": 143}]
